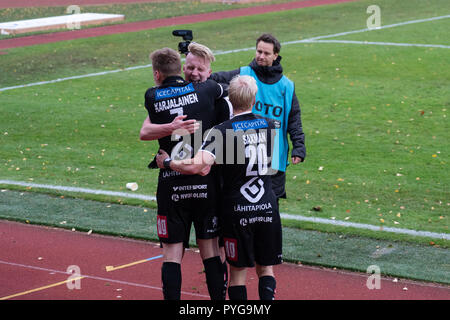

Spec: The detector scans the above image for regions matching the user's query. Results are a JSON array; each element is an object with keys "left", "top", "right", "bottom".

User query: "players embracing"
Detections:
[
  {"left": 140, "top": 46, "right": 229, "bottom": 300},
  {"left": 156, "top": 75, "right": 282, "bottom": 300},
  {"left": 141, "top": 33, "right": 302, "bottom": 300}
]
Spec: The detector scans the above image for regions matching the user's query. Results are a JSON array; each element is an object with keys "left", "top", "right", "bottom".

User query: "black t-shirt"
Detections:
[
  {"left": 145, "top": 76, "right": 228, "bottom": 179},
  {"left": 200, "top": 112, "right": 277, "bottom": 208},
  {"left": 214, "top": 96, "right": 233, "bottom": 125}
]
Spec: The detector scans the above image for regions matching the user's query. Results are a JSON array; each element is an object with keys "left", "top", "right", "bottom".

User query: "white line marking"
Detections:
[
  {"left": 1, "top": 15, "right": 449, "bottom": 92},
  {"left": 0, "top": 64, "right": 152, "bottom": 92},
  {"left": 1, "top": 179, "right": 449, "bottom": 240},
  {"left": 305, "top": 39, "right": 450, "bottom": 49},
  {"left": 0, "top": 259, "right": 209, "bottom": 298},
  {"left": 303, "top": 14, "right": 450, "bottom": 41},
  {"left": 280, "top": 214, "right": 450, "bottom": 240},
  {"left": 0, "top": 179, "right": 157, "bottom": 201}
]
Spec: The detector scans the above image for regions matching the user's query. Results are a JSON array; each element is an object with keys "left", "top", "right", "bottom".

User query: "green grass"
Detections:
[
  {"left": 334, "top": 18, "right": 450, "bottom": 45},
  {"left": 1, "top": 0, "right": 449, "bottom": 248},
  {"left": 279, "top": 41, "right": 449, "bottom": 233}
]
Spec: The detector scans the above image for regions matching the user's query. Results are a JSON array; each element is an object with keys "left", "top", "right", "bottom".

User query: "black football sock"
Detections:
[
  {"left": 258, "top": 275, "right": 276, "bottom": 300},
  {"left": 203, "top": 256, "right": 226, "bottom": 300},
  {"left": 228, "top": 285, "right": 247, "bottom": 300},
  {"left": 161, "top": 262, "right": 181, "bottom": 300}
]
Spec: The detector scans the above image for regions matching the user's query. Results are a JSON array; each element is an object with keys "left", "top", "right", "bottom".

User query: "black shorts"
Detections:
[
  {"left": 221, "top": 199, "right": 282, "bottom": 268},
  {"left": 156, "top": 171, "right": 220, "bottom": 247}
]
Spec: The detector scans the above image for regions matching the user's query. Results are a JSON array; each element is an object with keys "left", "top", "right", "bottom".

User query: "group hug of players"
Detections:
[{"left": 140, "top": 33, "right": 306, "bottom": 300}]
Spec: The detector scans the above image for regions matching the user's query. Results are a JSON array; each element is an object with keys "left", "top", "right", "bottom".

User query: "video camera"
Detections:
[{"left": 172, "top": 29, "right": 193, "bottom": 55}]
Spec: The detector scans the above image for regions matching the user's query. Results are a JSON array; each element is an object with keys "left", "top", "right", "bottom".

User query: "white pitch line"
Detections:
[
  {"left": 1, "top": 14, "right": 449, "bottom": 92},
  {"left": 0, "top": 259, "right": 209, "bottom": 299},
  {"left": 0, "top": 179, "right": 157, "bottom": 202},
  {"left": 280, "top": 214, "right": 450, "bottom": 241},
  {"left": 1, "top": 179, "right": 449, "bottom": 240},
  {"left": 303, "top": 14, "right": 450, "bottom": 41},
  {"left": 0, "top": 64, "right": 153, "bottom": 92}
]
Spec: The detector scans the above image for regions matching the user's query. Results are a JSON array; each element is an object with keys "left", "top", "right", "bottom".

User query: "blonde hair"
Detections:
[
  {"left": 187, "top": 42, "right": 215, "bottom": 64},
  {"left": 228, "top": 75, "right": 258, "bottom": 112},
  {"left": 149, "top": 47, "right": 182, "bottom": 76}
]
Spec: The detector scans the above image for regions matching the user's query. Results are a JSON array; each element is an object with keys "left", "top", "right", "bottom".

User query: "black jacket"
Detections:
[{"left": 210, "top": 56, "right": 306, "bottom": 161}]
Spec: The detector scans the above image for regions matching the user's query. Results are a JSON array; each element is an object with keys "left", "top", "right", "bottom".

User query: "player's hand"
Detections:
[
  {"left": 291, "top": 156, "right": 302, "bottom": 164},
  {"left": 156, "top": 149, "right": 169, "bottom": 169},
  {"left": 170, "top": 115, "right": 200, "bottom": 136},
  {"left": 198, "top": 165, "right": 211, "bottom": 176}
]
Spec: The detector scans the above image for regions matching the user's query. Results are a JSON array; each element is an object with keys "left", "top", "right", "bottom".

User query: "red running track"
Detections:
[
  {"left": 0, "top": 0, "right": 358, "bottom": 49},
  {"left": 0, "top": 220, "right": 449, "bottom": 300}
]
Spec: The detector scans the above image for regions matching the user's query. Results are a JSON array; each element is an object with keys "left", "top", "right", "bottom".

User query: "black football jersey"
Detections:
[
  {"left": 200, "top": 112, "right": 277, "bottom": 208},
  {"left": 145, "top": 76, "right": 227, "bottom": 171}
]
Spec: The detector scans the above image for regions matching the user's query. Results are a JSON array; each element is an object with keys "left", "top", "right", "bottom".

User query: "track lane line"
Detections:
[
  {"left": 0, "top": 275, "right": 85, "bottom": 300},
  {"left": 105, "top": 255, "right": 163, "bottom": 272},
  {"left": 0, "top": 259, "right": 209, "bottom": 299}
]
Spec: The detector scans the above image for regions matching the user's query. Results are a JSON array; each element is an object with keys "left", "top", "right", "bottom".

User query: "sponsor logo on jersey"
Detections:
[
  {"left": 161, "top": 170, "right": 181, "bottom": 179},
  {"left": 232, "top": 118, "right": 268, "bottom": 132},
  {"left": 240, "top": 177, "right": 265, "bottom": 203},
  {"left": 240, "top": 216, "right": 273, "bottom": 226},
  {"left": 155, "top": 83, "right": 195, "bottom": 100},
  {"left": 234, "top": 202, "right": 272, "bottom": 213},
  {"left": 173, "top": 184, "right": 207, "bottom": 191},
  {"left": 206, "top": 216, "right": 219, "bottom": 234},
  {"left": 178, "top": 192, "right": 208, "bottom": 200}
]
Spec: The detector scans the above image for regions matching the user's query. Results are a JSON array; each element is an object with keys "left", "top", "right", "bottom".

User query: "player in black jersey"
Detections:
[
  {"left": 156, "top": 75, "right": 282, "bottom": 300},
  {"left": 140, "top": 47, "right": 228, "bottom": 300},
  {"left": 182, "top": 42, "right": 231, "bottom": 295}
]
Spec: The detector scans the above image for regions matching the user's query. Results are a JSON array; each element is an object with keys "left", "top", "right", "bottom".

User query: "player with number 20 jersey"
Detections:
[{"left": 200, "top": 112, "right": 282, "bottom": 268}]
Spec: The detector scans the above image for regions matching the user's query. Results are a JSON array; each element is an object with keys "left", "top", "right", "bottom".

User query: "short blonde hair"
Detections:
[
  {"left": 228, "top": 75, "right": 258, "bottom": 112},
  {"left": 187, "top": 42, "right": 215, "bottom": 64},
  {"left": 149, "top": 47, "right": 182, "bottom": 77}
]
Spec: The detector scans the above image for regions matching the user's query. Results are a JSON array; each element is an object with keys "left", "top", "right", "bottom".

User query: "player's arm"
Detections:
[
  {"left": 287, "top": 91, "right": 306, "bottom": 163},
  {"left": 139, "top": 115, "right": 199, "bottom": 141},
  {"left": 210, "top": 68, "right": 240, "bottom": 85},
  {"left": 214, "top": 97, "right": 233, "bottom": 124},
  {"left": 141, "top": 88, "right": 200, "bottom": 141},
  {"left": 156, "top": 149, "right": 214, "bottom": 176},
  {"left": 206, "top": 79, "right": 227, "bottom": 101}
]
